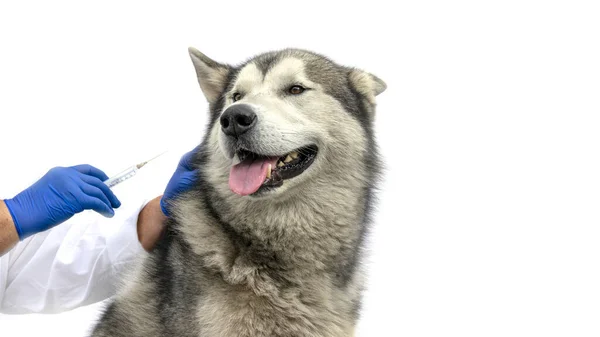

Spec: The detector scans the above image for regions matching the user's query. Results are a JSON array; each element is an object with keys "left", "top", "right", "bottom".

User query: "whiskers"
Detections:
[{"left": 295, "top": 147, "right": 316, "bottom": 157}]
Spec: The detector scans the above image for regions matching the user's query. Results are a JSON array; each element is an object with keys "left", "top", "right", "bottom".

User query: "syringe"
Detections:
[{"left": 104, "top": 151, "right": 166, "bottom": 188}]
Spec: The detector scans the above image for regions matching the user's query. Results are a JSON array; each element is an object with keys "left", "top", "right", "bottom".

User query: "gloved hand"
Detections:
[
  {"left": 4, "top": 165, "right": 121, "bottom": 240},
  {"left": 160, "top": 146, "right": 200, "bottom": 216}
]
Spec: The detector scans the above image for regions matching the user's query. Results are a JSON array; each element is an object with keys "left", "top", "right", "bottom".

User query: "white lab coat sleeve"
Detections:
[{"left": 0, "top": 193, "right": 150, "bottom": 314}]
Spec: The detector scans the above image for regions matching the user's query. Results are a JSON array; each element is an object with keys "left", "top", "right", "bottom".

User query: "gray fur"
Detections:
[{"left": 90, "top": 47, "right": 386, "bottom": 337}]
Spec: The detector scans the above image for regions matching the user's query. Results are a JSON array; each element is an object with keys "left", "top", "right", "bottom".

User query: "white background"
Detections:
[{"left": 1, "top": 0, "right": 599, "bottom": 336}]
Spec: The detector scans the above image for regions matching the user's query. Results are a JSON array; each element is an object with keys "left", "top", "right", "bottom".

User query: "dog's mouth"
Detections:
[{"left": 229, "top": 145, "right": 318, "bottom": 196}]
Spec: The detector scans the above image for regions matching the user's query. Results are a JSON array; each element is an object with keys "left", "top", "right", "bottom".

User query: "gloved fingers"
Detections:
[
  {"left": 179, "top": 145, "right": 201, "bottom": 170},
  {"left": 78, "top": 183, "right": 113, "bottom": 212},
  {"left": 70, "top": 164, "right": 110, "bottom": 181},
  {"left": 181, "top": 169, "right": 199, "bottom": 185},
  {"left": 78, "top": 173, "right": 121, "bottom": 208},
  {"left": 77, "top": 193, "right": 115, "bottom": 218}
]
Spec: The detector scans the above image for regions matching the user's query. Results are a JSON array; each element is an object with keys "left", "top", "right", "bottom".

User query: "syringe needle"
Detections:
[{"left": 136, "top": 151, "right": 167, "bottom": 169}]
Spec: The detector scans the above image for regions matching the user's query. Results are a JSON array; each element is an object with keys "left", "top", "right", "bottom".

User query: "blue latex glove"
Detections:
[
  {"left": 4, "top": 165, "right": 121, "bottom": 240},
  {"left": 160, "top": 147, "right": 199, "bottom": 216}
]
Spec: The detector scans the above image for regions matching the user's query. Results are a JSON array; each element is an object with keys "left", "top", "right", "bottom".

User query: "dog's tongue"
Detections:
[{"left": 229, "top": 156, "right": 278, "bottom": 196}]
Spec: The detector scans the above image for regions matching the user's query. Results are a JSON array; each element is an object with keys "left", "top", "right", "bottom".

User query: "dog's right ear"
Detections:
[
  {"left": 188, "top": 47, "right": 231, "bottom": 105},
  {"left": 348, "top": 69, "right": 387, "bottom": 105}
]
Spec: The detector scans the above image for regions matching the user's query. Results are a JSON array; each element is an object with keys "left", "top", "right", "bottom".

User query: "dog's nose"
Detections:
[{"left": 220, "top": 104, "right": 257, "bottom": 138}]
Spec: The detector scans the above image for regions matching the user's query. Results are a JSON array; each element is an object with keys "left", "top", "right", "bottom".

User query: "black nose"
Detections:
[{"left": 220, "top": 104, "right": 257, "bottom": 138}]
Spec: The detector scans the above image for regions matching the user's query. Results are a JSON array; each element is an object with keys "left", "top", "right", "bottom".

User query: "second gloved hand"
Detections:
[
  {"left": 4, "top": 165, "right": 121, "bottom": 240},
  {"left": 160, "top": 146, "right": 200, "bottom": 216}
]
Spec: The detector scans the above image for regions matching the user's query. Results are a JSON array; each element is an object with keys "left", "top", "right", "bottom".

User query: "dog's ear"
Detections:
[
  {"left": 188, "top": 47, "right": 231, "bottom": 105},
  {"left": 349, "top": 69, "right": 387, "bottom": 104}
]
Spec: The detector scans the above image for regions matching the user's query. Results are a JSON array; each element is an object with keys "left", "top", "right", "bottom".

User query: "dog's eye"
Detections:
[
  {"left": 232, "top": 93, "right": 242, "bottom": 102},
  {"left": 288, "top": 85, "right": 305, "bottom": 95}
]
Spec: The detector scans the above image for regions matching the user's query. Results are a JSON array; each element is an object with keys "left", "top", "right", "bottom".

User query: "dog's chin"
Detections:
[{"left": 225, "top": 144, "right": 319, "bottom": 199}]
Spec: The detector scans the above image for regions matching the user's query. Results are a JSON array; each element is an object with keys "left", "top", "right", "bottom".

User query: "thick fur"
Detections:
[{"left": 91, "top": 48, "right": 386, "bottom": 337}]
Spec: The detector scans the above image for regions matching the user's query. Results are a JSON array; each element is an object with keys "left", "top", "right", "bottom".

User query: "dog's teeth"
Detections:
[
  {"left": 266, "top": 164, "right": 272, "bottom": 179},
  {"left": 284, "top": 155, "right": 293, "bottom": 163},
  {"left": 232, "top": 154, "right": 241, "bottom": 166},
  {"left": 277, "top": 161, "right": 285, "bottom": 167},
  {"left": 290, "top": 152, "right": 298, "bottom": 159}
]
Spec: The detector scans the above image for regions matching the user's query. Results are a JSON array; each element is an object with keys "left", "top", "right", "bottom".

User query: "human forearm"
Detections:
[
  {"left": 135, "top": 146, "right": 200, "bottom": 251},
  {"left": 0, "top": 200, "right": 19, "bottom": 256},
  {"left": 137, "top": 196, "right": 167, "bottom": 252}
]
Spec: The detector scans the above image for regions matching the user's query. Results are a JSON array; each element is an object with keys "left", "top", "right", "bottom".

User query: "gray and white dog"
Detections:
[{"left": 91, "top": 47, "right": 386, "bottom": 337}]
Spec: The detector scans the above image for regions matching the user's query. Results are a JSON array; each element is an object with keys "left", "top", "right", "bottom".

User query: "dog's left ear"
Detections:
[
  {"left": 188, "top": 47, "right": 231, "bottom": 105},
  {"left": 349, "top": 69, "right": 387, "bottom": 104}
]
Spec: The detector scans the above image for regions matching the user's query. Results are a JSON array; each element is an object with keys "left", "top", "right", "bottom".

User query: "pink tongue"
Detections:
[{"left": 229, "top": 157, "right": 279, "bottom": 196}]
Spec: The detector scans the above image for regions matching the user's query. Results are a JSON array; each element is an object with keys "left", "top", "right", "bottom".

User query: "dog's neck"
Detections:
[{"left": 174, "top": 176, "right": 370, "bottom": 286}]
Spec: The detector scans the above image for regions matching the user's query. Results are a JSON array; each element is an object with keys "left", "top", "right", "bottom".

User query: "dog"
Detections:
[{"left": 91, "top": 47, "right": 386, "bottom": 337}]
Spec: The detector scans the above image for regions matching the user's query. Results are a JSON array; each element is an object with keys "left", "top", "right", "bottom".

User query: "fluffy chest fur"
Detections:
[
  {"left": 193, "top": 265, "right": 356, "bottom": 337},
  {"left": 169, "top": 185, "right": 366, "bottom": 337}
]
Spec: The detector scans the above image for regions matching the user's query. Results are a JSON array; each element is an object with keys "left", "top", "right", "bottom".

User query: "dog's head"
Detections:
[{"left": 189, "top": 47, "right": 386, "bottom": 202}]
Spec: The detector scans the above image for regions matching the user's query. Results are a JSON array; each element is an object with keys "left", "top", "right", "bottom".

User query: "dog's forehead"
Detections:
[
  {"left": 234, "top": 58, "right": 309, "bottom": 92},
  {"left": 233, "top": 50, "right": 342, "bottom": 90},
  {"left": 235, "top": 58, "right": 305, "bottom": 88}
]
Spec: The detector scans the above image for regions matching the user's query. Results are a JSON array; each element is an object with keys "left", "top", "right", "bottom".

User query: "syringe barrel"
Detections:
[{"left": 104, "top": 166, "right": 138, "bottom": 188}]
